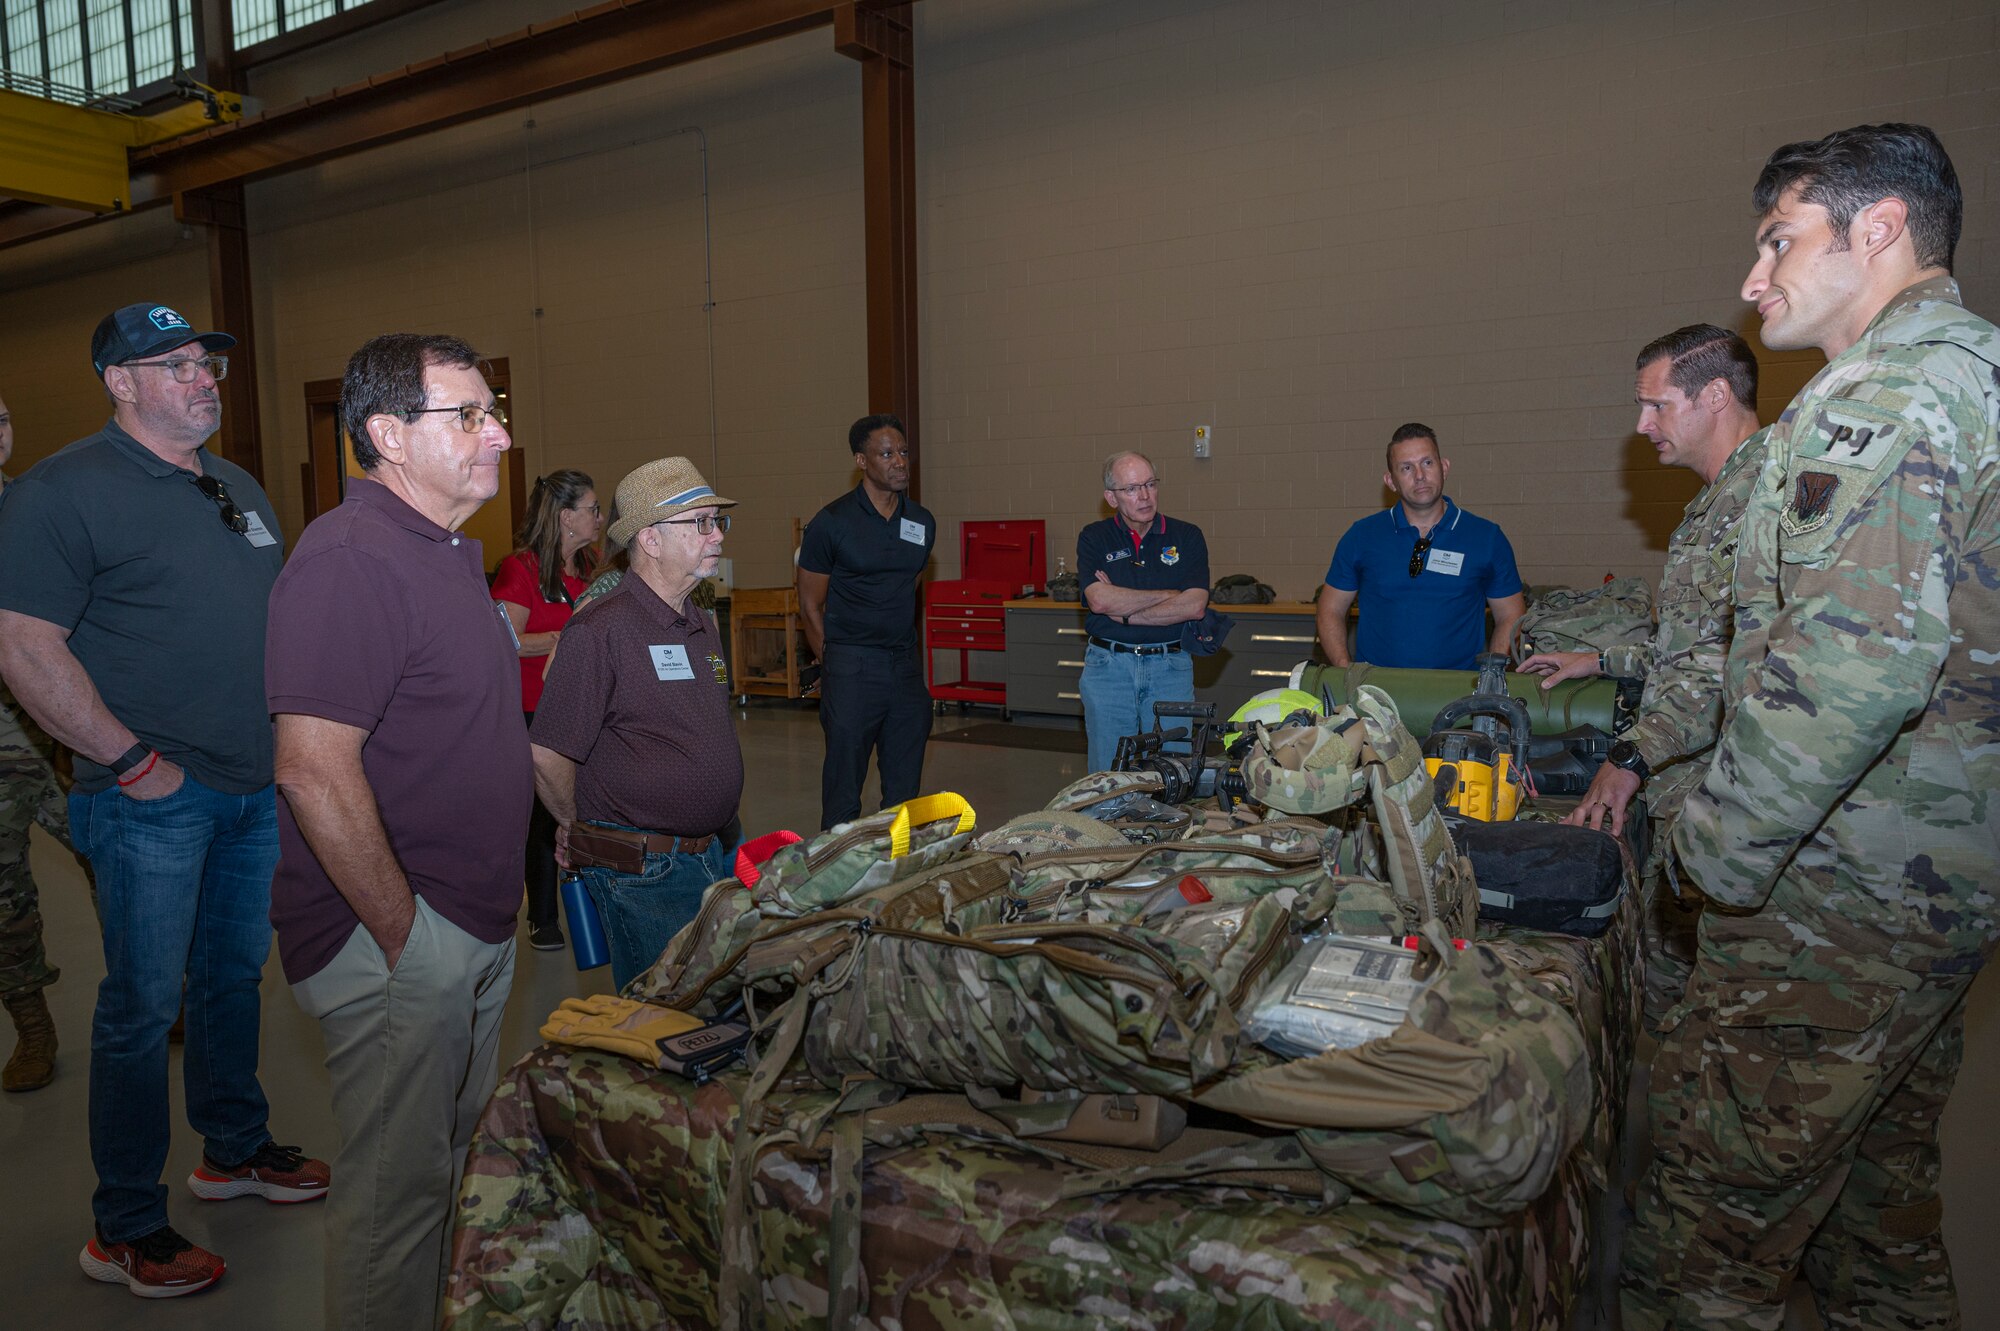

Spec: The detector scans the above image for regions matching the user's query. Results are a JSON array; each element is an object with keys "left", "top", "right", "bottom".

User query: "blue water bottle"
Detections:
[{"left": 560, "top": 874, "right": 610, "bottom": 972}]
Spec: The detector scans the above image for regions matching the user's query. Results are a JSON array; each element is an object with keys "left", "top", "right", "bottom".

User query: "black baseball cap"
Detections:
[{"left": 91, "top": 303, "right": 236, "bottom": 375}]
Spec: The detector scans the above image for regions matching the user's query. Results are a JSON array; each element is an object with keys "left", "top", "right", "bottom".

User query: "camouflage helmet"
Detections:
[{"left": 1241, "top": 711, "right": 1368, "bottom": 815}]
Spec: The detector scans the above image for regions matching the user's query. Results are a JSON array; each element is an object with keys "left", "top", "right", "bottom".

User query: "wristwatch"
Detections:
[
  {"left": 1606, "top": 739, "right": 1651, "bottom": 781},
  {"left": 108, "top": 741, "right": 153, "bottom": 778}
]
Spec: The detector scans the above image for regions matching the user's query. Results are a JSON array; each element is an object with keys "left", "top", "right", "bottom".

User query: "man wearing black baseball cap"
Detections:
[{"left": 0, "top": 302, "right": 327, "bottom": 1298}]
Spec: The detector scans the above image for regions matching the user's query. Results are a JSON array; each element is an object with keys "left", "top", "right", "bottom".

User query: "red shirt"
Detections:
[{"left": 491, "top": 549, "right": 587, "bottom": 711}]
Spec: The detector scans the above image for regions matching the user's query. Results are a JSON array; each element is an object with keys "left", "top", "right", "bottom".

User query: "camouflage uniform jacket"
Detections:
[
  {"left": 0, "top": 679, "right": 59, "bottom": 778},
  {"left": 1675, "top": 277, "right": 2000, "bottom": 972},
  {"left": 1603, "top": 428, "right": 1768, "bottom": 820}
]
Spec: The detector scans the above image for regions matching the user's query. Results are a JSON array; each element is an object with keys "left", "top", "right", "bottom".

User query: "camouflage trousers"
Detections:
[
  {"left": 1638, "top": 820, "right": 1702, "bottom": 1035},
  {"left": 1621, "top": 910, "right": 1970, "bottom": 1331},
  {"left": 0, "top": 761, "right": 68, "bottom": 1002}
]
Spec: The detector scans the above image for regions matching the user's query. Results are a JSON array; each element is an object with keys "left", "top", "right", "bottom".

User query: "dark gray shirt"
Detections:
[{"left": 0, "top": 419, "right": 283, "bottom": 793}]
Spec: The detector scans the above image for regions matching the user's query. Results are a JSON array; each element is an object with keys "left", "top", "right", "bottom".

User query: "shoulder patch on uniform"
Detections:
[{"left": 1792, "top": 471, "right": 1839, "bottom": 525}]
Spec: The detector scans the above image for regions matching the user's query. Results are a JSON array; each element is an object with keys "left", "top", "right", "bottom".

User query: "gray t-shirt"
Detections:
[{"left": 0, "top": 419, "right": 283, "bottom": 793}]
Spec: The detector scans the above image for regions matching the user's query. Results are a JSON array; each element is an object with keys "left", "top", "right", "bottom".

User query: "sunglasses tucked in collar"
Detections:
[{"left": 189, "top": 473, "right": 249, "bottom": 534}]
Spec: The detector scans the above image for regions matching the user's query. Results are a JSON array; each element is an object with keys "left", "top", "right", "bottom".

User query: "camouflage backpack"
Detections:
[
  {"left": 1512, "top": 577, "right": 1654, "bottom": 661},
  {"left": 1046, "top": 569, "right": 1081, "bottom": 601},
  {"left": 1211, "top": 573, "right": 1276, "bottom": 604}
]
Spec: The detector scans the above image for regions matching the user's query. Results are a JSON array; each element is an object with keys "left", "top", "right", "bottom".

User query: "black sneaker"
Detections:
[{"left": 529, "top": 921, "right": 565, "bottom": 951}]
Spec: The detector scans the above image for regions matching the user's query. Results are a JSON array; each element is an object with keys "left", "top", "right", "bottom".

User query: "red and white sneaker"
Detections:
[
  {"left": 79, "top": 1226, "right": 224, "bottom": 1298},
  {"left": 187, "top": 1140, "right": 330, "bottom": 1203}
]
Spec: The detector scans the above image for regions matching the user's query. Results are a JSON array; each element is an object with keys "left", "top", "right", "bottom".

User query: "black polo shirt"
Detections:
[
  {"left": 1076, "top": 514, "right": 1209, "bottom": 645},
  {"left": 798, "top": 485, "right": 935, "bottom": 650},
  {"left": 0, "top": 419, "right": 283, "bottom": 793}
]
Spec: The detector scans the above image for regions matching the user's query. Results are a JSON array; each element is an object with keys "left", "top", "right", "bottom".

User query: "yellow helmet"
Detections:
[{"left": 1223, "top": 687, "right": 1324, "bottom": 750}]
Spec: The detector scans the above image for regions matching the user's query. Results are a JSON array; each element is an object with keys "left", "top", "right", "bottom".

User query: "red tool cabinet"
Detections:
[{"left": 925, "top": 579, "right": 1011, "bottom": 717}]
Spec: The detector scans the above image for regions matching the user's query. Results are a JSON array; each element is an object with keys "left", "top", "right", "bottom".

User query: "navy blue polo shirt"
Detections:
[
  {"left": 798, "top": 485, "right": 936, "bottom": 650},
  {"left": 1076, "top": 514, "right": 1209, "bottom": 645},
  {"left": 1325, "top": 498, "right": 1521, "bottom": 669}
]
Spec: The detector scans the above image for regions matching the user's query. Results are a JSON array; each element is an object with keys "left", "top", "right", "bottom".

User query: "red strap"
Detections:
[
  {"left": 116, "top": 751, "right": 159, "bottom": 787},
  {"left": 734, "top": 830, "right": 804, "bottom": 887}
]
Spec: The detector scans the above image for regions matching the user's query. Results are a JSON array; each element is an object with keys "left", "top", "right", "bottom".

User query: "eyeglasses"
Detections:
[
  {"left": 404, "top": 403, "right": 508, "bottom": 433},
  {"left": 1110, "top": 479, "right": 1159, "bottom": 497},
  {"left": 657, "top": 513, "right": 731, "bottom": 535},
  {"left": 124, "top": 355, "right": 228, "bottom": 384},
  {"left": 190, "top": 473, "right": 248, "bottom": 534},
  {"left": 573, "top": 502, "right": 601, "bottom": 516},
  {"left": 1408, "top": 532, "right": 1434, "bottom": 578}
]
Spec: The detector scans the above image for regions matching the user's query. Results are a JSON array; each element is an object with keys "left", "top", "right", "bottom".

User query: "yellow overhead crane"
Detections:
[{"left": 0, "top": 77, "right": 242, "bottom": 213}]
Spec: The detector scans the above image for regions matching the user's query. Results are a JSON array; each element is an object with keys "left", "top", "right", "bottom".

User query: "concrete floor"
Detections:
[{"left": 3, "top": 701, "right": 1995, "bottom": 1328}]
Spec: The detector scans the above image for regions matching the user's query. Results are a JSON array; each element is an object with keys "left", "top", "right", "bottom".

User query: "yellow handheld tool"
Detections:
[{"left": 1422, "top": 654, "right": 1532, "bottom": 822}]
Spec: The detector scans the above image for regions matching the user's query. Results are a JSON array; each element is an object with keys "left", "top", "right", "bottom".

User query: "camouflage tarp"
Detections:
[{"left": 446, "top": 891, "right": 1639, "bottom": 1331}]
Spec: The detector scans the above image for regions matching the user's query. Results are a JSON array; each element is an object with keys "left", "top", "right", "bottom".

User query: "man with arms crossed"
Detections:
[
  {"left": 0, "top": 304, "right": 324, "bottom": 1298},
  {"left": 266, "top": 333, "right": 530, "bottom": 1331},
  {"left": 1076, "top": 452, "right": 1210, "bottom": 774},
  {"left": 1520, "top": 324, "right": 1767, "bottom": 1031},
  {"left": 1621, "top": 124, "right": 1998, "bottom": 1330},
  {"left": 1317, "top": 424, "right": 1526, "bottom": 669}
]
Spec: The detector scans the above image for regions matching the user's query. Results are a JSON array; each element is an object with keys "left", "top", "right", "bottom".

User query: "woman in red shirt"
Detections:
[{"left": 491, "top": 469, "right": 602, "bottom": 950}]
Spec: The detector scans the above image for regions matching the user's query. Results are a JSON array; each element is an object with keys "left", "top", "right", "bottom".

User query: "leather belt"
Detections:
[
  {"left": 568, "top": 822, "right": 716, "bottom": 875},
  {"left": 1088, "top": 636, "right": 1182, "bottom": 655}
]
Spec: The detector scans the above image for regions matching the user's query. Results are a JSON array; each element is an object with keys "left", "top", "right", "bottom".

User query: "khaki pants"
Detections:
[{"left": 293, "top": 896, "right": 515, "bottom": 1331}]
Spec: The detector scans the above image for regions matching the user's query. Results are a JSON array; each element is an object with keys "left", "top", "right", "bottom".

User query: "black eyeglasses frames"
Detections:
[
  {"left": 1408, "top": 531, "right": 1435, "bottom": 578},
  {"left": 190, "top": 473, "right": 249, "bottom": 535}
]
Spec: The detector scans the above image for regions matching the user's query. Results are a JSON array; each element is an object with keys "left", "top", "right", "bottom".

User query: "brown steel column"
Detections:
[
  {"left": 175, "top": 186, "right": 264, "bottom": 482},
  {"left": 183, "top": 3, "right": 263, "bottom": 481},
  {"left": 836, "top": 3, "right": 919, "bottom": 497}
]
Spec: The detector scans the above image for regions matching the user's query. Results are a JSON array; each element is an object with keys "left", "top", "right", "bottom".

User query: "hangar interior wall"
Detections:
[
  {"left": 0, "top": 0, "right": 1997, "bottom": 1318},
  {"left": 0, "top": 0, "right": 1992, "bottom": 600}
]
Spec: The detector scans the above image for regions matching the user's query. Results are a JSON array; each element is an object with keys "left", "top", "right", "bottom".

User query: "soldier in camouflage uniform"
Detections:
[
  {"left": 2, "top": 395, "right": 68, "bottom": 1090},
  {"left": 1622, "top": 124, "right": 1999, "bottom": 1330},
  {"left": 1520, "top": 325, "right": 1768, "bottom": 1032}
]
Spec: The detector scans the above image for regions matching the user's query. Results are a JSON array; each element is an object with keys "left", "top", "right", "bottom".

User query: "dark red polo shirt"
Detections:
[
  {"left": 530, "top": 573, "right": 742, "bottom": 837},
  {"left": 265, "top": 477, "right": 532, "bottom": 983}
]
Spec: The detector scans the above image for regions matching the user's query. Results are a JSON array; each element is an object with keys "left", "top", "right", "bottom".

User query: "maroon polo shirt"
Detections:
[
  {"left": 530, "top": 573, "right": 742, "bottom": 836},
  {"left": 265, "top": 477, "right": 532, "bottom": 983}
]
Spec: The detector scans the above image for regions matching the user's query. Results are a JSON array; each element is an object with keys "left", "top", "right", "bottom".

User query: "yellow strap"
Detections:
[{"left": 885, "top": 791, "right": 976, "bottom": 859}]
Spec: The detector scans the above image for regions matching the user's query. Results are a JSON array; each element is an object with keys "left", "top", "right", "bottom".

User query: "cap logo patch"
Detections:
[
  {"left": 1793, "top": 471, "right": 1839, "bottom": 523},
  {"left": 148, "top": 306, "right": 191, "bottom": 332}
]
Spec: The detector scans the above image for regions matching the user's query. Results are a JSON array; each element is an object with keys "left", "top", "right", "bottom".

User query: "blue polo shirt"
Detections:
[
  {"left": 1076, "top": 514, "right": 1209, "bottom": 645},
  {"left": 1325, "top": 498, "right": 1521, "bottom": 669}
]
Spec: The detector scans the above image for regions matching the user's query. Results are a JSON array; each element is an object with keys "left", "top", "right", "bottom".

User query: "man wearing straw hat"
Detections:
[{"left": 531, "top": 457, "right": 745, "bottom": 991}]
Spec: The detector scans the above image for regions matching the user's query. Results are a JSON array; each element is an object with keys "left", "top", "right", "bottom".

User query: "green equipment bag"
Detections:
[
  {"left": 1211, "top": 573, "right": 1277, "bottom": 604},
  {"left": 1513, "top": 577, "right": 1654, "bottom": 660}
]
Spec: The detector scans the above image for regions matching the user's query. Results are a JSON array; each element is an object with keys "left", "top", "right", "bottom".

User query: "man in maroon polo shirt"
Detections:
[
  {"left": 530, "top": 456, "right": 744, "bottom": 992},
  {"left": 264, "top": 333, "right": 530, "bottom": 1331}
]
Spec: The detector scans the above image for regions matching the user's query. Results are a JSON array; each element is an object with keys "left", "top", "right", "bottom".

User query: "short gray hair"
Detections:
[{"left": 1102, "top": 450, "right": 1155, "bottom": 490}]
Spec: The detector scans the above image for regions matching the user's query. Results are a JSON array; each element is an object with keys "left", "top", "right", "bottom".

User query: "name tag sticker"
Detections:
[
  {"left": 242, "top": 510, "right": 279, "bottom": 548},
  {"left": 1426, "top": 548, "right": 1465, "bottom": 576},
  {"left": 900, "top": 518, "right": 926, "bottom": 545},
  {"left": 649, "top": 644, "right": 695, "bottom": 681}
]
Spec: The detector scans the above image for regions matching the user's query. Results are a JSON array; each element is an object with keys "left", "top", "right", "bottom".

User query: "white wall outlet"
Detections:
[
  {"left": 718, "top": 557, "right": 734, "bottom": 588},
  {"left": 1194, "top": 424, "right": 1212, "bottom": 458}
]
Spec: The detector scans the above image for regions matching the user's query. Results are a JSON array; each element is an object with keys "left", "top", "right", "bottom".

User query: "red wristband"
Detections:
[{"left": 116, "top": 751, "right": 159, "bottom": 787}]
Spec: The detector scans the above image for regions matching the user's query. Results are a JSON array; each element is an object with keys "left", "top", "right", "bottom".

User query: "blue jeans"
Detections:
[
  {"left": 578, "top": 830, "right": 740, "bottom": 993},
  {"left": 1079, "top": 643, "right": 1195, "bottom": 774},
  {"left": 70, "top": 775, "right": 279, "bottom": 1243}
]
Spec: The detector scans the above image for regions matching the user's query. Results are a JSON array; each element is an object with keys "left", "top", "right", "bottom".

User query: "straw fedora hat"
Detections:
[{"left": 607, "top": 457, "right": 737, "bottom": 548}]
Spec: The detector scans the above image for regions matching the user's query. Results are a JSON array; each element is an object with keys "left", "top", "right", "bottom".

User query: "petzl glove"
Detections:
[{"left": 540, "top": 993, "right": 706, "bottom": 1066}]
